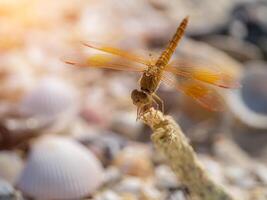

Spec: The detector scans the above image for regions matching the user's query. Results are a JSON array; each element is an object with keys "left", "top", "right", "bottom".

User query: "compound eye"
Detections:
[{"left": 141, "top": 92, "right": 148, "bottom": 98}]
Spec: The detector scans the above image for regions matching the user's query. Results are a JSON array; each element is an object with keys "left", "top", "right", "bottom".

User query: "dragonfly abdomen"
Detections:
[{"left": 156, "top": 17, "right": 189, "bottom": 67}]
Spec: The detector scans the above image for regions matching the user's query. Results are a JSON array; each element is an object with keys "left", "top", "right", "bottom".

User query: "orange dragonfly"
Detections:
[{"left": 65, "top": 17, "right": 240, "bottom": 119}]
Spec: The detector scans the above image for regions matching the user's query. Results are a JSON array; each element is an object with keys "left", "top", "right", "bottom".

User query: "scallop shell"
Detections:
[
  {"left": 0, "top": 151, "right": 24, "bottom": 185},
  {"left": 20, "top": 76, "right": 78, "bottom": 117},
  {"left": 19, "top": 76, "right": 79, "bottom": 133},
  {"left": 17, "top": 135, "right": 104, "bottom": 200}
]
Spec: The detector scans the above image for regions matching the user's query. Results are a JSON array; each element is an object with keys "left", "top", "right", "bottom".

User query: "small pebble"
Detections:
[
  {"left": 254, "top": 164, "right": 267, "bottom": 185},
  {"left": 0, "top": 179, "right": 15, "bottom": 197},
  {"left": 114, "top": 177, "right": 143, "bottom": 195},
  {"left": 225, "top": 165, "right": 257, "bottom": 188},
  {"left": 113, "top": 145, "right": 153, "bottom": 178},
  {"left": 155, "top": 165, "right": 179, "bottom": 189},
  {"left": 111, "top": 112, "right": 143, "bottom": 139},
  {"left": 199, "top": 155, "right": 224, "bottom": 184},
  {"left": 0, "top": 151, "right": 24, "bottom": 185},
  {"left": 103, "top": 166, "right": 122, "bottom": 186},
  {"left": 0, "top": 179, "right": 23, "bottom": 200},
  {"left": 168, "top": 190, "right": 186, "bottom": 200},
  {"left": 141, "top": 184, "right": 163, "bottom": 200},
  {"left": 95, "top": 190, "right": 122, "bottom": 200}
]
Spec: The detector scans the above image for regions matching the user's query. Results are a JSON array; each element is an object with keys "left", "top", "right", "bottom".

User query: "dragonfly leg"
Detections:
[
  {"left": 137, "top": 105, "right": 146, "bottom": 121},
  {"left": 152, "top": 93, "right": 164, "bottom": 114},
  {"left": 136, "top": 106, "right": 141, "bottom": 121},
  {"left": 151, "top": 98, "right": 159, "bottom": 111},
  {"left": 151, "top": 97, "right": 160, "bottom": 118},
  {"left": 137, "top": 104, "right": 149, "bottom": 121}
]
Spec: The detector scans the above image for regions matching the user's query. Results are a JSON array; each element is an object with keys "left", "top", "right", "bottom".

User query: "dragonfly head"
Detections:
[
  {"left": 131, "top": 89, "right": 154, "bottom": 120},
  {"left": 131, "top": 89, "right": 152, "bottom": 107}
]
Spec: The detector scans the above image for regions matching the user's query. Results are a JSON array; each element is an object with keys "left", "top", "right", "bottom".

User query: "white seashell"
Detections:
[
  {"left": 17, "top": 135, "right": 104, "bottom": 200},
  {"left": 20, "top": 76, "right": 78, "bottom": 118},
  {"left": 0, "top": 151, "right": 24, "bottom": 185},
  {"left": 18, "top": 76, "right": 79, "bottom": 133},
  {"left": 226, "top": 66, "right": 267, "bottom": 129}
]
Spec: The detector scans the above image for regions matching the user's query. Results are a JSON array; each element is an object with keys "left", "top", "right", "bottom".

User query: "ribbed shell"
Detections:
[
  {"left": 19, "top": 76, "right": 79, "bottom": 133},
  {"left": 17, "top": 135, "right": 104, "bottom": 200},
  {"left": 20, "top": 76, "right": 78, "bottom": 118}
]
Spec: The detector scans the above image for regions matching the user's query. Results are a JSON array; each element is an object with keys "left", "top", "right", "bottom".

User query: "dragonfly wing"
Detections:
[
  {"left": 164, "top": 59, "right": 240, "bottom": 88},
  {"left": 64, "top": 53, "right": 145, "bottom": 72},
  {"left": 82, "top": 41, "right": 150, "bottom": 66},
  {"left": 162, "top": 73, "right": 225, "bottom": 111}
]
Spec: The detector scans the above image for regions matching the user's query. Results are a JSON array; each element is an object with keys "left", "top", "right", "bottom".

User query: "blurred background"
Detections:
[{"left": 0, "top": 0, "right": 267, "bottom": 199}]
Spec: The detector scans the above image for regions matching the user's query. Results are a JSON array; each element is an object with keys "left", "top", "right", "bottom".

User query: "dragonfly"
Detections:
[{"left": 65, "top": 17, "right": 240, "bottom": 119}]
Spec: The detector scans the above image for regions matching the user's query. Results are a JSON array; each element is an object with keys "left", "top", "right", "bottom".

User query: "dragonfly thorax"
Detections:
[{"left": 140, "top": 67, "right": 162, "bottom": 94}]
